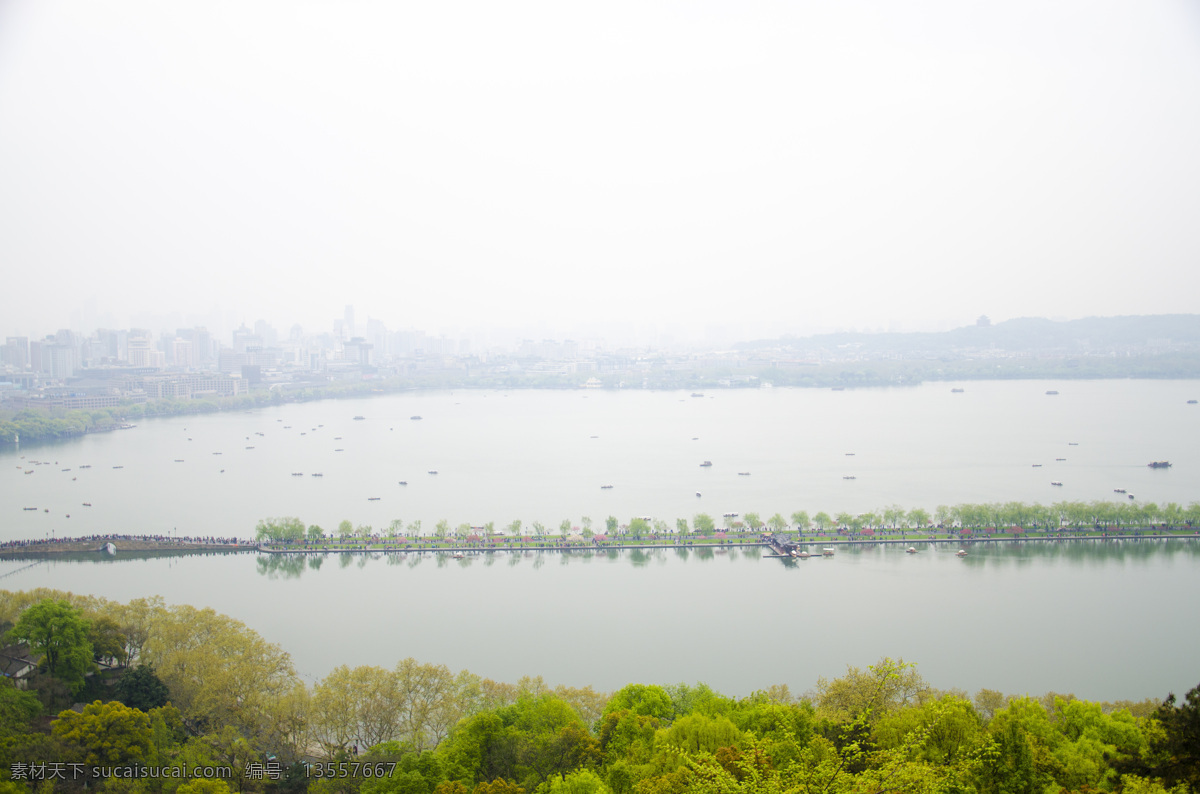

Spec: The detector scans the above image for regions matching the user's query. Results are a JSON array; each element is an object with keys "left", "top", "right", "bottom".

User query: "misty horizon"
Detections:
[
  {"left": 2, "top": 1, "right": 1199, "bottom": 346},
  {"left": 0, "top": 302, "right": 1156, "bottom": 353}
]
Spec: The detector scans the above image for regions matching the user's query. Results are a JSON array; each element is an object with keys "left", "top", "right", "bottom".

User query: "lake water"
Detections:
[
  {"left": 2, "top": 381, "right": 1199, "bottom": 701},
  {"left": 4, "top": 380, "right": 1199, "bottom": 539}
]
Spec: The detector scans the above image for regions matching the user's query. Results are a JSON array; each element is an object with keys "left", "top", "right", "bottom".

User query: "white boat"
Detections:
[
  {"left": 955, "top": 549, "right": 968, "bottom": 557},
  {"left": 905, "top": 547, "right": 918, "bottom": 554},
  {"left": 822, "top": 548, "right": 835, "bottom": 556}
]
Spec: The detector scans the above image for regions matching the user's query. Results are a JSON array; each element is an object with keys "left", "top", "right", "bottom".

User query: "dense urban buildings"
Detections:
[{"left": 3, "top": 311, "right": 1200, "bottom": 413}]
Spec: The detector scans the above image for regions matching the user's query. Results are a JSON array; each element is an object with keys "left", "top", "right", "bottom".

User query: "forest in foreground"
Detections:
[{"left": 0, "top": 588, "right": 1197, "bottom": 794}]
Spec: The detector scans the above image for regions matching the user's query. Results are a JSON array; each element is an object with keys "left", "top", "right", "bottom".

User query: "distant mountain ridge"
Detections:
[{"left": 738, "top": 314, "right": 1200, "bottom": 355}]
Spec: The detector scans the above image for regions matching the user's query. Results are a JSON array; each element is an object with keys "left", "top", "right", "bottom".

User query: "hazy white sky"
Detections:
[{"left": 2, "top": 1, "right": 1199, "bottom": 343}]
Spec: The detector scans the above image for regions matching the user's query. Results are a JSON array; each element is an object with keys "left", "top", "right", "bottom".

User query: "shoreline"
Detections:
[
  {"left": 254, "top": 531, "right": 1199, "bottom": 554},
  {"left": 2, "top": 531, "right": 1196, "bottom": 559},
  {"left": 0, "top": 539, "right": 249, "bottom": 557}
]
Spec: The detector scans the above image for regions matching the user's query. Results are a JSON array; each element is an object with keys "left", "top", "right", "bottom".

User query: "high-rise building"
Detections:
[
  {"left": 343, "top": 305, "right": 355, "bottom": 340},
  {"left": 254, "top": 319, "right": 278, "bottom": 348},
  {"left": 232, "top": 325, "right": 262, "bottom": 353},
  {"left": 343, "top": 337, "right": 373, "bottom": 367},
  {"left": 95, "top": 329, "right": 126, "bottom": 361},
  {"left": 29, "top": 339, "right": 48, "bottom": 373},
  {"left": 172, "top": 338, "right": 195, "bottom": 369},
  {"left": 366, "top": 318, "right": 388, "bottom": 359},
  {"left": 3, "top": 337, "right": 28, "bottom": 369},
  {"left": 176, "top": 327, "right": 213, "bottom": 367},
  {"left": 47, "top": 344, "right": 76, "bottom": 378},
  {"left": 127, "top": 330, "right": 154, "bottom": 367}
]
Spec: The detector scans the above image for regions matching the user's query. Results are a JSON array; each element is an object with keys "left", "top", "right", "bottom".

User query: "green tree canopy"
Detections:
[
  {"left": 255, "top": 516, "right": 306, "bottom": 543},
  {"left": 52, "top": 699, "right": 154, "bottom": 766},
  {"left": 114, "top": 664, "right": 171, "bottom": 712},
  {"left": 9, "top": 599, "right": 94, "bottom": 693}
]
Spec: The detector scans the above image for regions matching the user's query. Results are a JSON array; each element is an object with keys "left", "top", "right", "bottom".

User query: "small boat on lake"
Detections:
[
  {"left": 695, "top": 491, "right": 702, "bottom": 497},
  {"left": 1051, "top": 482, "right": 1063, "bottom": 486},
  {"left": 1114, "top": 488, "right": 1126, "bottom": 493},
  {"left": 368, "top": 497, "right": 381, "bottom": 501},
  {"left": 822, "top": 548, "right": 835, "bottom": 556},
  {"left": 428, "top": 470, "right": 438, "bottom": 474},
  {"left": 955, "top": 549, "right": 968, "bottom": 557},
  {"left": 905, "top": 547, "right": 918, "bottom": 554},
  {"left": 291, "top": 472, "right": 303, "bottom": 476},
  {"left": 1046, "top": 390, "right": 1059, "bottom": 395},
  {"left": 411, "top": 416, "right": 422, "bottom": 420},
  {"left": 738, "top": 471, "right": 750, "bottom": 476},
  {"left": 83, "top": 503, "right": 91, "bottom": 507},
  {"left": 1188, "top": 399, "right": 1198, "bottom": 404},
  {"left": 398, "top": 480, "right": 407, "bottom": 485},
  {"left": 311, "top": 473, "right": 323, "bottom": 477},
  {"left": 601, "top": 484, "right": 614, "bottom": 489},
  {"left": 1147, "top": 461, "right": 1172, "bottom": 468},
  {"left": 353, "top": 416, "right": 365, "bottom": 421},
  {"left": 951, "top": 388, "right": 964, "bottom": 393},
  {"left": 1032, "top": 464, "right": 1042, "bottom": 467},
  {"left": 843, "top": 475, "right": 856, "bottom": 480},
  {"left": 700, "top": 461, "right": 712, "bottom": 467}
]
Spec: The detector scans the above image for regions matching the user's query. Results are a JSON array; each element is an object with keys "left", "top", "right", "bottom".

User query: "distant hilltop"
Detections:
[{"left": 737, "top": 314, "right": 1200, "bottom": 358}]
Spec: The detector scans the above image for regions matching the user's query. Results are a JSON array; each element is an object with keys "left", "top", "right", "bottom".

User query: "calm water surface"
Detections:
[
  {"left": 4, "top": 380, "right": 1199, "bottom": 539},
  {"left": 2, "top": 540, "right": 1198, "bottom": 702},
  {"left": 2, "top": 381, "right": 1199, "bottom": 700}
]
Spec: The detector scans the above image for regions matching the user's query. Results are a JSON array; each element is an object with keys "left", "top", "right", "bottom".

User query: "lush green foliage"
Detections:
[
  {"left": 0, "top": 591, "right": 1196, "bottom": 794},
  {"left": 6, "top": 599, "right": 94, "bottom": 693}
]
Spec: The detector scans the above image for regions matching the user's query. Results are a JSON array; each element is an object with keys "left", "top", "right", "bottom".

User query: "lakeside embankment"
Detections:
[
  {"left": 0, "top": 534, "right": 248, "bottom": 556},
  {"left": 4, "top": 529, "right": 1197, "bottom": 557},
  {"left": 256, "top": 530, "right": 1200, "bottom": 554}
]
